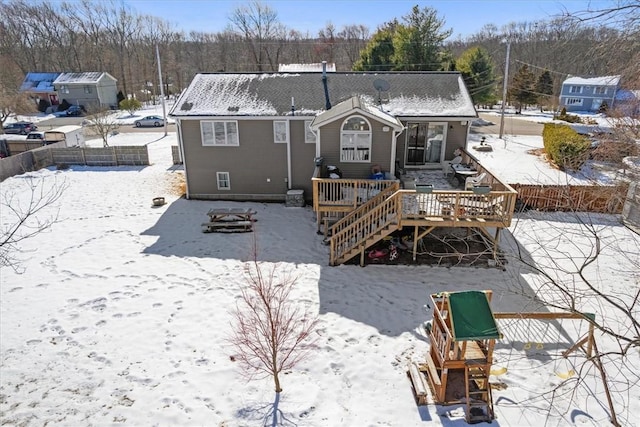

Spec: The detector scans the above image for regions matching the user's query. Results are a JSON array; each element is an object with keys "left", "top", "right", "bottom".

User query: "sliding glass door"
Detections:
[{"left": 405, "top": 122, "right": 445, "bottom": 166}]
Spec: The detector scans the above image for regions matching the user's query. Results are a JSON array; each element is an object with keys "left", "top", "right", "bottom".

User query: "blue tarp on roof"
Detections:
[{"left": 20, "top": 72, "right": 61, "bottom": 92}]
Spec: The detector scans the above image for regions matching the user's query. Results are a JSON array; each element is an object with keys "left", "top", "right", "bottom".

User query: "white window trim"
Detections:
[
  {"left": 304, "top": 120, "right": 317, "bottom": 144},
  {"left": 59, "top": 85, "right": 69, "bottom": 94},
  {"left": 201, "top": 120, "right": 239, "bottom": 146},
  {"left": 216, "top": 171, "right": 231, "bottom": 190},
  {"left": 273, "top": 120, "right": 288, "bottom": 144},
  {"left": 84, "top": 85, "right": 92, "bottom": 94},
  {"left": 569, "top": 85, "right": 583, "bottom": 94},
  {"left": 340, "top": 115, "right": 372, "bottom": 163},
  {"left": 566, "top": 98, "right": 583, "bottom": 106},
  {"left": 594, "top": 86, "right": 607, "bottom": 95}
]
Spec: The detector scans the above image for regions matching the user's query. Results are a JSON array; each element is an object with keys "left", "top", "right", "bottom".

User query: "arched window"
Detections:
[{"left": 340, "top": 116, "right": 371, "bottom": 162}]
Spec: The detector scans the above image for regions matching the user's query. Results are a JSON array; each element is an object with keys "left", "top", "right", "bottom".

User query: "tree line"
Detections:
[{"left": 0, "top": 0, "right": 638, "bottom": 110}]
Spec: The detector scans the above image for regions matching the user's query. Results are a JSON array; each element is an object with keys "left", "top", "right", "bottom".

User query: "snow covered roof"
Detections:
[
  {"left": 20, "top": 72, "right": 61, "bottom": 92},
  {"left": 54, "top": 72, "right": 116, "bottom": 84},
  {"left": 310, "top": 96, "right": 403, "bottom": 130},
  {"left": 563, "top": 75, "right": 621, "bottom": 87},
  {"left": 278, "top": 63, "right": 336, "bottom": 72},
  {"left": 170, "top": 72, "right": 477, "bottom": 119}
]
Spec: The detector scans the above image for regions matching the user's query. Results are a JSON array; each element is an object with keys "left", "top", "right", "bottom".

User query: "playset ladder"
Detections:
[{"left": 464, "top": 362, "right": 494, "bottom": 424}]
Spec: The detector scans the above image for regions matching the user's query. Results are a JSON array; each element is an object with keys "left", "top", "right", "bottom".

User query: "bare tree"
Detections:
[
  {"left": 228, "top": 0, "right": 287, "bottom": 71},
  {"left": 229, "top": 245, "right": 318, "bottom": 425},
  {"left": 507, "top": 211, "right": 639, "bottom": 426},
  {"left": 0, "top": 176, "right": 67, "bottom": 272},
  {"left": 0, "top": 62, "right": 36, "bottom": 129},
  {"left": 84, "top": 108, "right": 120, "bottom": 147},
  {"left": 337, "top": 24, "right": 370, "bottom": 69}
]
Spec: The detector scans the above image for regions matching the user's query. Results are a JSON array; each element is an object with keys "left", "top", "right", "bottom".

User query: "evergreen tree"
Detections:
[
  {"left": 456, "top": 47, "right": 497, "bottom": 107},
  {"left": 352, "top": 23, "right": 397, "bottom": 71},
  {"left": 353, "top": 6, "right": 451, "bottom": 71},
  {"left": 392, "top": 6, "right": 452, "bottom": 71},
  {"left": 510, "top": 64, "right": 537, "bottom": 113},
  {"left": 535, "top": 69, "right": 554, "bottom": 112}
]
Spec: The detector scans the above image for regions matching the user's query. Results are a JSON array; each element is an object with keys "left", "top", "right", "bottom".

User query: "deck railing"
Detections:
[
  {"left": 312, "top": 154, "right": 518, "bottom": 265},
  {"left": 312, "top": 177, "right": 400, "bottom": 211},
  {"left": 329, "top": 191, "right": 401, "bottom": 265}
]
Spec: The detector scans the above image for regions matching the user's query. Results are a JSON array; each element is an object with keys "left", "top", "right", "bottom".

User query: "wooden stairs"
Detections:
[{"left": 328, "top": 189, "right": 402, "bottom": 265}]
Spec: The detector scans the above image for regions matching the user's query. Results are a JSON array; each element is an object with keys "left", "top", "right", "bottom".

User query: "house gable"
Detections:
[{"left": 310, "top": 96, "right": 403, "bottom": 131}]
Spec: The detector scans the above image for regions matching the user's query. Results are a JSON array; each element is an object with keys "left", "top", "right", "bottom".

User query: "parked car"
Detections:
[
  {"left": 134, "top": 115, "right": 165, "bottom": 127},
  {"left": 26, "top": 131, "right": 45, "bottom": 141},
  {"left": 3, "top": 121, "right": 37, "bottom": 135},
  {"left": 66, "top": 105, "right": 86, "bottom": 116}
]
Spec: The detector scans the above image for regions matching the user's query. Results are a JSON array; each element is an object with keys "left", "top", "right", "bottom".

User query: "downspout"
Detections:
[
  {"left": 286, "top": 120, "right": 292, "bottom": 190},
  {"left": 390, "top": 127, "right": 404, "bottom": 177},
  {"left": 176, "top": 119, "right": 190, "bottom": 199},
  {"left": 322, "top": 61, "right": 331, "bottom": 110}
]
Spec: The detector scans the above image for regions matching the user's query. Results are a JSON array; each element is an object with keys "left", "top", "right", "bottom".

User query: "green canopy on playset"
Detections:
[{"left": 447, "top": 291, "right": 500, "bottom": 341}]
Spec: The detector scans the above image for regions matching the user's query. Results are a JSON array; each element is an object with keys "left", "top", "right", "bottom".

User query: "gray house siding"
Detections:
[
  {"left": 444, "top": 122, "right": 468, "bottom": 156},
  {"left": 289, "top": 120, "right": 318, "bottom": 201},
  {"left": 96, "top": 75, "right": 118, "bottom": 107},
  {"left": 182, "top": 119, "right": 288, "bottom": 200},
  {"left": 58, "top": 85, "right": 96, "bottom": 107}
]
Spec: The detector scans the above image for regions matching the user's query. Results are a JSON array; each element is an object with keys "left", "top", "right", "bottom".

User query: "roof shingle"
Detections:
[{"left": 170, "top": 72, "right": 476, "bottom": 118}]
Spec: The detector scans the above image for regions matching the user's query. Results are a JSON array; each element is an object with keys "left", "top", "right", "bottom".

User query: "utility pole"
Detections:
[
  {"left": 156, "top": 44, "right": 167, "bottom": 137},
  {"left": 499, "top": 41, "right": 511, "bottom": 140}
]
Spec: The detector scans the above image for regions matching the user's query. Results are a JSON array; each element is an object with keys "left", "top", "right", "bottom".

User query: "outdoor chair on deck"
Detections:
[{"left": 465, "top": 172, "right": 487, "bottom": 190}]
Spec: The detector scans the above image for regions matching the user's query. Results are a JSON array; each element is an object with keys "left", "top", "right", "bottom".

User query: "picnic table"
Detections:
[{"left": 201, "top": 208, "right": 256, "bottom": 233}]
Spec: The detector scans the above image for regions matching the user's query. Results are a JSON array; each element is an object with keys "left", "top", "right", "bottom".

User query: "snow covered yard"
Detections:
[{"left": 1, "top": 132, "right": 638, "bottom": 426}]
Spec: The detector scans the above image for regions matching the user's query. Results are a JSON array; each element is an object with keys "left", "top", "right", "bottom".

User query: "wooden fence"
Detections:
[
  {"left": 1, "top": 145, "right": 149, "bottom": 181},
  {"left": 512, "top": 183, "right": 630, "bottom": 214}
]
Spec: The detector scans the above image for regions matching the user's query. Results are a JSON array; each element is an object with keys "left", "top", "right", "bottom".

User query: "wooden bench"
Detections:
[
  {"left": 408, "top": 361, "right": 430, "bottom": 405},
  {"left": 201, "top": 220, "right": 253, "bottom": 233}
]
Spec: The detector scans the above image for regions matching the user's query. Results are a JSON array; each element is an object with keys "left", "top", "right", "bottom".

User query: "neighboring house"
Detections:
[
  {"left": 19, "top": 72, "right": 62, "bottom": 107},
  {"left": 53, "top": 72, "right": 118, "bottom": 109},
  {"left": 559, "top": 75, "right": 621, "bottom": 112},
  {"left": 170, "top": 70, "right": 477, "bottom": 201},
  {"left": 614, "top": 89, "right": 640, "bottom": 116},
  {"left": 278, "top": 63, "right": 336, "bottom": 72}
]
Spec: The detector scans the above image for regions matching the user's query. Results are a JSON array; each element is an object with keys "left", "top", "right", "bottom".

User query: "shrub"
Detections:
[
  {"left": 553, "top": 108, "right": 582, "bottom": 123},
  {"left": 58, "top": 99, "right": 71, "bottom": 111},
  {"left": 543, "top": 123, "right": 591, "bottom": 170},
  {"left": 117, "top": 90, "right": 126, "bottom": 105},
  {"left": 37, "top": 99, "right": 50, "bottom": 113},
  {"left": 119, "top": 98, "right": 142, "bottom": 115},
  {"left": 598, "top": 101, "right": 608, "bottom": 114}
]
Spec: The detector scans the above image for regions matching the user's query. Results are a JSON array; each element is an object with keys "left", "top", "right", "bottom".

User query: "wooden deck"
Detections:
[{"left": 312, "top": 150, "right": 518, "bottom": 266}]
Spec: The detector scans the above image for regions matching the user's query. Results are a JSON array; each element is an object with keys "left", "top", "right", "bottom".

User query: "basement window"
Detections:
[{"left": 217, "top": 172, "right": 231, "bottom": 190}]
